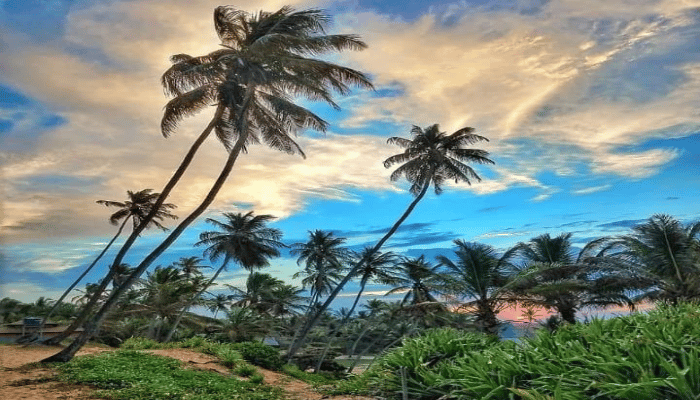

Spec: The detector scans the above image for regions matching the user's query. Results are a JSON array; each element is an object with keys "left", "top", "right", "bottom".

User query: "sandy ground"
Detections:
[{"left": 0, "top": 344, "right": 376, "bottom": 400}]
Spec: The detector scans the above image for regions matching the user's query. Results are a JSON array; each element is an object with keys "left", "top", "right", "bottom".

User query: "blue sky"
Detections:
[{"left": 1, "top": 0, "right": 699, "bottom": 314}]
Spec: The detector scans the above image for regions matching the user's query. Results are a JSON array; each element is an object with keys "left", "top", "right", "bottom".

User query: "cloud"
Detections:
[
  {"left": 335, "top": 0, "right": 699, "bottom": 190},
  {"left": 0, "top": 0, "right": 398, "bottom": 243},
  {"left": 572, "top": 184, "right": 612, "bottom": 195},
  {"left": 597, "top": 219, "right": 647, "bottom": 229},
  {"left": 0, "top": 282, "right": 66, "bottom": 304},
  {"left": 1, "top": 0, "right": 699, "bottom": 256}
]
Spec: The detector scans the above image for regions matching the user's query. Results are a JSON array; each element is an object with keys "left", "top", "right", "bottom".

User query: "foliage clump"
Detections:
[
  {"left": 57, "top": 350, "right": 282, "bottom": 399},
  {"left": 332, "top": 303, "right": 700, "bottom": 399},
  {"left": 232, "top": 341, "right": 284, "bottom": 371}
]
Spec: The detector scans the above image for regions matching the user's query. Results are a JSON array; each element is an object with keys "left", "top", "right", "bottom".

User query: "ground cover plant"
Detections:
[
  {"left": 331, "top": 303, "right": 700, "bottom": 399},
  {"left": 56, "top": 350, "right": 282, "bottom": 400}
]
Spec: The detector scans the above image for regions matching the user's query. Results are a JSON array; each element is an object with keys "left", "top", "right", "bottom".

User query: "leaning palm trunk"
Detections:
[
  {"left": 346, "top": 326, "right": 389, "bottom": 373},
  {"left": 287, "top": 178, "right": 431, "bottom": 361},
  {"left": 163, "top": 258, "right": 229, "bottom": 343},
  {"left": 42, "top": 217, "right": 129, "bottom": 326},
  {"left": 314, "top": 280, "right": 367, "bottom": 372},
  {"left": 43, "top": 106, "right": 225, "bottom": 346},
  {"left": 42, "top": 117, "right": 250, "bottom": 363}
]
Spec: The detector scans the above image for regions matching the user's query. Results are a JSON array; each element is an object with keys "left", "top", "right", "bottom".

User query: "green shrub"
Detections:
[
  {"left": 178, "top": 336, "right": 209, "bottom": 349},
  {"left": 216, "top": 347, "right": 243, "bottom": 369},
  {"left": 58, "top": 350, "right": 283, "bottom": 399},
  {"left": 235, "top": 364, "right": 257, "bottom": 377},
  {"left": 120, "top": 337, "right": 164, "bottom": 350},
  {"left": 336, "top": 304, "right": 700, "bottom": 399},
  {"left": 232, "top": 342, "right": 284, "bottom": 371},
  {"left": 282, "top": 364, "right": 337, "bottom": 386},
  {"left": 249, "top": 372, "right": 265, "bottom": 384}
]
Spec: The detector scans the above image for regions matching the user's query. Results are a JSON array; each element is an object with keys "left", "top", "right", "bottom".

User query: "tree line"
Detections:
[{"left": 10, "top": 4, "right": 694, "bottom": 367}]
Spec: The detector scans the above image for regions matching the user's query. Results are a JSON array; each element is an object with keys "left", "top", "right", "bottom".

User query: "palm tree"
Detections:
[
  {"left": 44, "top": 5, "right": 371, "bottom": 362},
  {"left": 163, "top": 211, "right": 285, "bottom": 342},
  {"left": 347, "top": 248, "right": 400, "bottom": 318},
  {"left": 437, "top": 240, "right": 508, "bottom": 335},
  {"left": 505, "top": 233, "right": 635, "bottom": 324},
  {"left": 230, "top": 272, "right": 284, "bottom": 313},
  {"left": 229, "top": 272, "right": 306, "bottom": 317},
  {"left": 173, "top": 256, "right": 209, "bottom": 280},
  {"left": 292, "top": 230, "right": 351, "bottom": 310},
  {"left": 42, "top": 190, "right": 177, "bottom": 333},
  {"left": 126, "top": 266, "right": 195, "bottom": 340},
  {"left": 313, "top": 248, "right": 399, "bottom": 371},
  {"left": 206, "top": 293, "right": 233, "bottom": 318},
  {"left": 219, "top": 307, "right": 273, "bottom": 342},
  {"left": 585, "top": 214, "right": 700, "bottom": 304},
  {"left": 387, "top": 256, "right": 444, "bottom": 309},
  {"left": 287, "top": 123, "right": 494, "bottom": 359}
]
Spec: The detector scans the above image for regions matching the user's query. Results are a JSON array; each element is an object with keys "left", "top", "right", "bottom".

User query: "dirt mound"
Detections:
[{"left": 0, "top": 345, "right": 374, "bottom": 400}]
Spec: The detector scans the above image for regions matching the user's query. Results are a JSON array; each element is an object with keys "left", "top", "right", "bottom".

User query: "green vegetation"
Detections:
[
  {"left": 57, "top": 350, "right": 282, "bottom": 400},
  {"left": 282, "top": 364, "right": 339, "bottom": 386},
  {"left": 332, "top": 303, "right": 700, "bottom": 399},
  {"left": 231, "top": 341, "right": 284, "bottom": 371},
  {"left": 234, "top": 364, "right": 257, "bottom": 377}
]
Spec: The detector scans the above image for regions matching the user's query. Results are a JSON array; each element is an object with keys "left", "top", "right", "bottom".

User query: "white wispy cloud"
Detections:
[{"left": 572, "top": 184, "right": 613, "bottom": 195}]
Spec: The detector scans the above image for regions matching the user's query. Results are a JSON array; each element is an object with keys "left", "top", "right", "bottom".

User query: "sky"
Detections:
[{"left": 1, "top": 0, "right": 699, "bottom": 321}]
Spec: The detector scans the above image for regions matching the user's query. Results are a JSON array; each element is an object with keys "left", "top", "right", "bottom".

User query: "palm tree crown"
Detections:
[
  {"left": 388, "top": 256, "right": 443, "bottom": 306},
  {"left": 586, "top": 214, "right": 700, "bottom": 303},
  {"left": 437, "top": 240, "right": 508, "bottom": 334},
  {"left": 161, "top": 6, "right": 373, "bottom": 154},
  {"left": 196, "top": 212, "right": 285, "bottom": 271},
  {"left": 96, "top": 189, "right": 177, "bottom": 232},
  {"left": 292, "top": 230, "right": 351, "bottom": 301},
  {"left": 384, "top": 124, "right": 494, "bottom": 196}
]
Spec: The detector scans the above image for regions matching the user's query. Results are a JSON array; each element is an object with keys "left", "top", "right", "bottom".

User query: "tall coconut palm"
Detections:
[
  {"left": 163, "top": 211, "right": 285, "bottom": 342},
  {"left": 437, "top": 240, "right": 508, "bottom": 335},
  {"left": 585, "top": 214, "right": 700, "bottom": 304},
  {"left": 42, "top": 190, "right": 177, "bottom": 340},
  {"left": 288, "top": 124, "right": 494, "bottom": 359},
  {"left": 44, "top": 5, "right": 371, "bottom": 362}
]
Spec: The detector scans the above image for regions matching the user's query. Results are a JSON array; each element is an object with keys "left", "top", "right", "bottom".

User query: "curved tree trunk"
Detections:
[
  {"left": 286, "top": 179, "right": 432, "bottom": 361},
  {"left": 42, "top": 218, "right": 129, "bottom": 326},
  {"left": 43, "top": 106, "right": 225, "bottom": 346},
  {"left": 42, "top": 110, "right": 251, "bottom": 363},
  {"left": 314, "top": 280, "right": 367, "bottom": 372},
  {"left": 163, "top": 259, "right": 230, "bottom": 343}
]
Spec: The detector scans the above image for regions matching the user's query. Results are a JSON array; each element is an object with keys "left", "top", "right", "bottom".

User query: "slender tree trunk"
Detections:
[
  {"left": 347, "top": 323, "right": 373, "bottom": 361},
  {"left": 314, "top": 280, "right": 367, "bottom": 372},
  {"left": 42, "top": 218, "right": 129, "bottom": 326},
  {"left": 286, "top": 179, "right": 432, "bottom": 361},
  {"left": 347, "top": 326, "right": 386, "bottom": 373},
  {"left": 41, "top": 115, "right": 251, "bottom": 363},
  {"left": 43, "top": 106, "right": 225, "bottom": 345},
  {"left": 163, "top": 259, "right": 229, "bottom": 343}
]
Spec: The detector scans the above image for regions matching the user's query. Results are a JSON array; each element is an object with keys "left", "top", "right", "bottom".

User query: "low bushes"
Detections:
[
  {"left": 57, "top": 350, "right": 282, "bottom": 399},
  {"left": 231, "top": 341, "right": 284, "bottom": 371},
  {"left": 333, "top": 303, "right": 700, "bottom": 399}
]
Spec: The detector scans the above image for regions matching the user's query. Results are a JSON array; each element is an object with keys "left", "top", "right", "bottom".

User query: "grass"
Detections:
[
  {"left": 330, "top": 303, "right": 700, "bottom": 399},
  {"left": 57, "top": 350, "right": 283, "bottom": 400}
]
